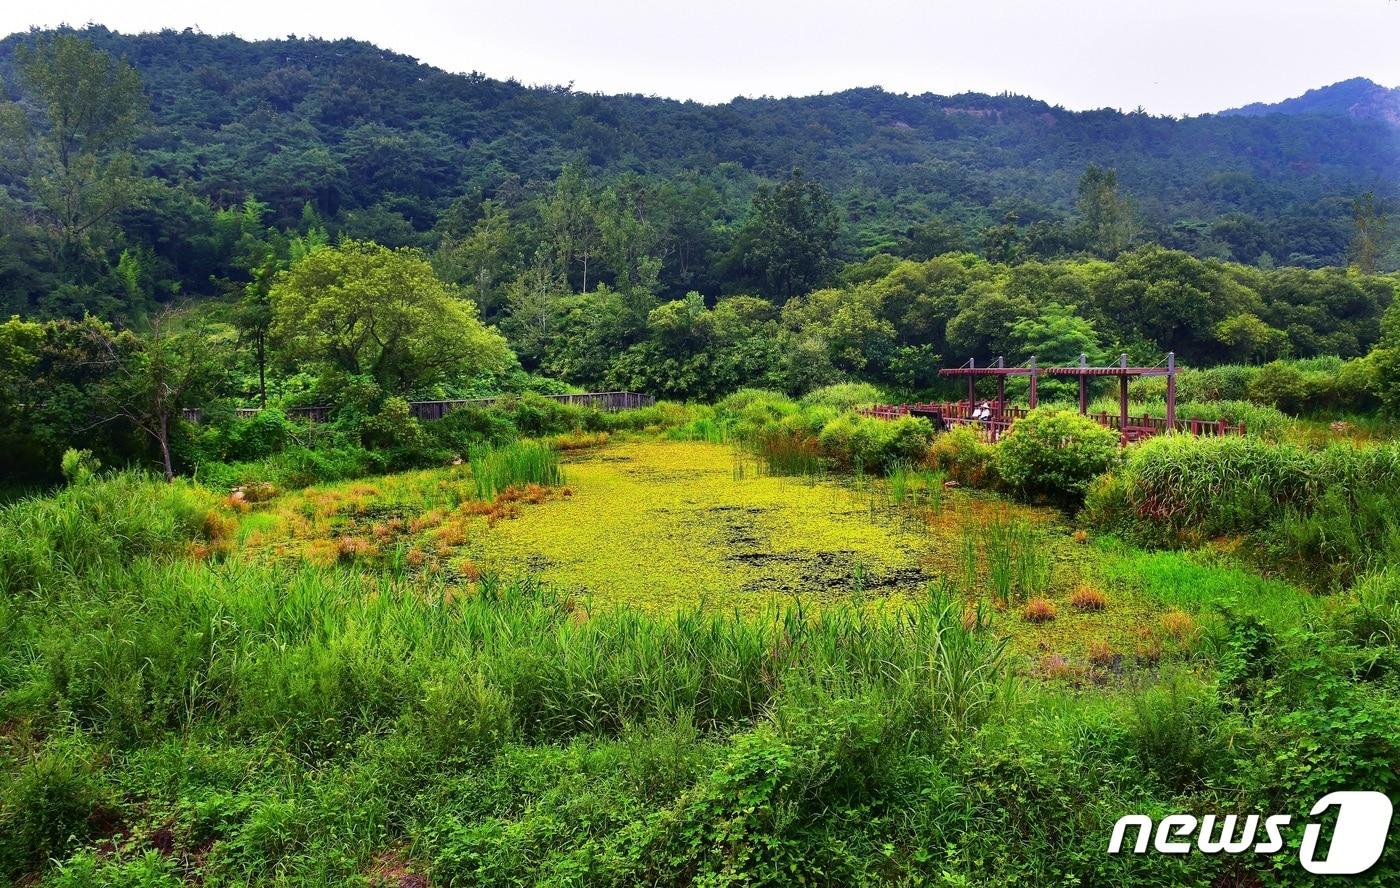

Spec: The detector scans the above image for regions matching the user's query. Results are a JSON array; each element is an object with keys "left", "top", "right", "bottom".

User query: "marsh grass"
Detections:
[
  {"left": 961, "top": 513, "right": 1050, "bottom": 607},
  {"left": 468, "top": 441, "right": 563, "bottom": 500},
  {"left": 751, "top": 429, "right": 825, "bottom": 477},
  {"left": 5, "top": 446, "right": 1397, "bottom": 885}
]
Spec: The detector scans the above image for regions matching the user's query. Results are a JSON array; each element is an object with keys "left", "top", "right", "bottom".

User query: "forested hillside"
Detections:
[
  {"left": 1224, "top": 77, "right": 1400, "bottom": 127},
  {"left": 0, "top": 25, "right": 1397, "bottom": 324}
]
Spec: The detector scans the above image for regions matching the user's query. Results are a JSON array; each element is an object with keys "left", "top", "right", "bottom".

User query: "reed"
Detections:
[{"left": 467, "top": 441, "right": 563, "bottom": 500}]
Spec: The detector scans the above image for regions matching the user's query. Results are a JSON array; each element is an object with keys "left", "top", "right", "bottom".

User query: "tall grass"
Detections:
[
  {"left": 751, "top": 428, "right": 826, "bottom": 477},
  {"left": 0, "top": 472, "right": 228, "bottom": 593},
  {"left": 467, "top": 441, "right": 563, "bottom": 499},
  {"left": 1088, "top": 435, "right": 1400, "bottom": 588},
  {"left": 960, "top": 514, "right": 1049, "bottom": 606}
]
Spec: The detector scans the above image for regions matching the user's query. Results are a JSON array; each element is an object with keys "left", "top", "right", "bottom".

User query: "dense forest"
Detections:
[
  {"left": 1, "top": 29, "right": 1399, "bottom": 484},
  {"left": 0, "top": 26, "right": 1397, "bottom": 319}
]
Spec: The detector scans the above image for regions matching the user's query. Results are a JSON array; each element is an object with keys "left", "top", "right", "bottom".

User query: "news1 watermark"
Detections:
[{"left": 1109, "top": 792, "right": 1394, "bottom": 875}]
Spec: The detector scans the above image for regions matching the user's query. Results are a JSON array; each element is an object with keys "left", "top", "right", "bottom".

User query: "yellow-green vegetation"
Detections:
[
  {"left": 227, "top": 437, "right": 1221, "bottom": 669},
  {"left": 7, "top": 433, "right": 1397, "bottom": 887}
]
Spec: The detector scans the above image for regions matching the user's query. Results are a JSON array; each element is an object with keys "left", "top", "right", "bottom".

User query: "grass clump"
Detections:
[
  {"left": 0, "top": 471, "right": 229, "bottom": 591},
  {"left": 1022, "top": 597, "right": 1057, "bottom": 623},
  {"left": 1070, "top": 585, "right": 1108, "bottom": 611},
  {"left": 468, "top": 441, "right": 563, "bottom": 500}
]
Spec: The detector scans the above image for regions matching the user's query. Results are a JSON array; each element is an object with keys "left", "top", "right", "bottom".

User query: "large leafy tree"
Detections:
[
  {"left": 738, "top": 169, "right": 841, "bottom": 299},
  {"left": 268, "top": 240, "right": 512, "bottom": 396},
  {"left": 1076, "top": 165, "right": 1134, "bottom": 257},
  {"left": 0, "top": 34, "right": 145, "bottom": 278}
]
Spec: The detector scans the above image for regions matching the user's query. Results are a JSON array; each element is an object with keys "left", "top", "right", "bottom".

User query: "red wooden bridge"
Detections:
[{"left": 858, "top": 353, "right": 1245, "bottom": 444}]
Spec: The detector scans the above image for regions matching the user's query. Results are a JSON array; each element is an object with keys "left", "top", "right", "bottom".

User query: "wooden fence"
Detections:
[
  {"left": 856, "top": 401, "right": 1245, "bottom": 444},
  {"left": 183, "top": 391, "right": 655, "bottom": 424}
]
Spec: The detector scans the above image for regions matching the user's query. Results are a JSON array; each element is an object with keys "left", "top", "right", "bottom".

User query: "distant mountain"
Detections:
[
  {"left": 0, "top": 26, "right": 1396, "bottom": 286},
  {"left": 1222, "top": 77, "right": 1400, "bottom": 127}
]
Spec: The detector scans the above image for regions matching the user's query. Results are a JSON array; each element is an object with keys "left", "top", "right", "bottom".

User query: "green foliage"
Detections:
[
  {"left": 269, "top": 240, "right": 512, "bottom": 395},
  {"left": 0, "top": 471, "right": 222, "bottom": 590},
  {"left": 930, "top": 424, "right": 999, "bottom": 488},
  {"left": 468, "top": 441, "right": 563, "bottom": 499},
  {"left": 0, "top": 735, "right": 112, "bottom": 881},
  {"left": 59, "top": 448, "right": 100, "bottom": 485},
  {"left": 1089, "top": 435, "right": 1400, "bottom": 588},
  {"left": 994, "top": 408, "right": 1120, "bottom": 503},
  {"left": 1126, "top": 671, "right": 1231, "bottom": 791},
  {"left": 800, "top": 381, "right": 885, "bottom": 410},
  {"left": 817, "top": 414, "right": 934, "bottom": 474}
]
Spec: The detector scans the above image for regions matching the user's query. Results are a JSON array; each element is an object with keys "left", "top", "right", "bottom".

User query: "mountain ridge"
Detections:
[
  {"left": 0, "top": 26, "right": 1396, "bottom": 280},
  {"left": 1221, "top": 77, "right": 1400, "bottom": 127}
]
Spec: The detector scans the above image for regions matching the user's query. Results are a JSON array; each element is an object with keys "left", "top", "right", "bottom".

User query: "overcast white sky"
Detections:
[{"left": 1, "top": 0, "right": 1397, "bottom": 116}]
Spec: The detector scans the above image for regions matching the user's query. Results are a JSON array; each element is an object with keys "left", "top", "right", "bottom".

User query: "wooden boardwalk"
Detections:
[
  {"left": 857, "top": 400, "right": 1244, "bottom": 444},
  {"left": 183, "top": 391, "right": 655, "bottom": 424}
]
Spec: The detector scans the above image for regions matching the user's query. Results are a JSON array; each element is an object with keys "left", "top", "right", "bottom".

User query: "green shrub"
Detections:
[
  {"left": 930, "top": 425, "right": 998, "bottom": 488},
  {"left": 994, "top": 408, "right": 1120, "bottom": 504},
  {"left": 359, "top": 397, "right": 427, "bottom": 451},
  {"left": 270, "top": 445, "right": 386, "bottom": 489},
  {"left": 0, "top": 736, "right": 113, "bottom": 881},
  {"left": 1126, "top": 670, "right": 1231, "bottom": 791},
  {"left": 1097, "top": 435, "right": 1317, "bottom": 540},
  {"left": 501, "top": 392, "right": 606, "bottom": 436},
  {"left": 59, "top": 449, "right": 100, "bottom": 485},
  {"left": 429, "top": 405, "right": 519, "bottom": 453},
  {"left": 800, "top": 382, "right": 884, "bottom": 410},
  {"left": 818, "top": 414, "right": 933, "bottom": 474},
  {"left": 1246, "top": 361, "right": 1311, "bottom": 413}
]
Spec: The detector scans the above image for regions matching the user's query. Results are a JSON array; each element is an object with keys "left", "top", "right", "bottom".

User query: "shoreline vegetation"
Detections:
[
  {"left": 0, "top": 26, "right": 1397, "bottom": 888},
  {"left": 2, "top": 390, "right": 1397, "bottom": 886}
]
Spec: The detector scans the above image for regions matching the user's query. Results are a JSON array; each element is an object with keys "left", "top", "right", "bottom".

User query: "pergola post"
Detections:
[
  {"left": 996, "top": 355, "right": 1006, "bottom": 417},
  {"left": 1028, "top": 356, "right": 1038, "bottom": 409},
  {"left": 1119, "top": 352, "right": 1129, "bottom": 432},
  {"left": 1165, "top": 351, "right": 1177, "bottom": 429},
  {"left": 1077, "top": 353, "right": 1088, "bottom": 415},
  {"left": 967, "top": 357, "right": 976, "bottom": 416}
]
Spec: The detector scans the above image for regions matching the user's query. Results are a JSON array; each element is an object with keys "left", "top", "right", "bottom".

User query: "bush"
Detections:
[
  {"left": 501, "top": 392, "right": 606, "bottom": 436},
  {"left": 59, "top": 449, "right": 100, "bottom": 485},
  {"left": 1246, "top": 361, "right": 1311, "bottom": 413},
  {"left": 799, "top": 382, "right": 884, "bottom": 410},
  {"left": 929, "top": 425, "right": 998, "bottom": 488},
  {"left": 0, "top": 736, "right": 112, "bottom": 880},
  {"left": 428, "top": 405, "right": 519, "bottom": 453},
  {"left": 994, "top": 409, "right": 1120, "bottom": 504},
  {"left": 818, "top": 414, "right": 933, "bottom": 474}
]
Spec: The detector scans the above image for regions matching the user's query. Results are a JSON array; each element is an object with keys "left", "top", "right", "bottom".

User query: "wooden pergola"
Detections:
[
  {"left": 938, "top": 356, "right": 1042, "bottom": 416},
  {"left": 932, "top": 352, "right": 1180, "bottom": 443},
  {"left": 1044, "top": 352, "right": 1178, "bottom": 430}
]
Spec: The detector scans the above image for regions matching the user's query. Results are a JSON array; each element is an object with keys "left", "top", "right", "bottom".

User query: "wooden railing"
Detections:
[
  {"left": 183, "top": 392, "right": 655, "bottom": 424},
  {"left": 856, "top": 401, "right": 1245, "bottom": 444}
]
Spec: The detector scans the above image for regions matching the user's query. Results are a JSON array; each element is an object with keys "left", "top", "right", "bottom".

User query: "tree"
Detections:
[
  {"left": 1009, "top": 303, "right": 1106, "bottom": 364},
  {"left": 542, "top": 163, "right": 602, "bottom": 292},
  {"left": 434, "top": 199, "right": 519, "bottom": 319},
  {"left": 1076, "top": 165, "right": 1133, "bottom": 257},
  {"left": 1349, "top": 191, "right": 1389, "bottom": 275},
  {"left": 0, "top": 35, "right": 146, "bottom": 277},
  {"left": 945, "top": 286, "right": 1035, "bottom": 360},
  {"left": 739, "top": 169, "right": 841, "bottom": 299},
  {"left": 1214, "top": 313, "right": 1289, "bottom": 364},
  {"left": 86, "top": 308, "right": 229, "bottom": 482},
  {"left": 268, "top": 240, "right": 512, "bottom": 396}
]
